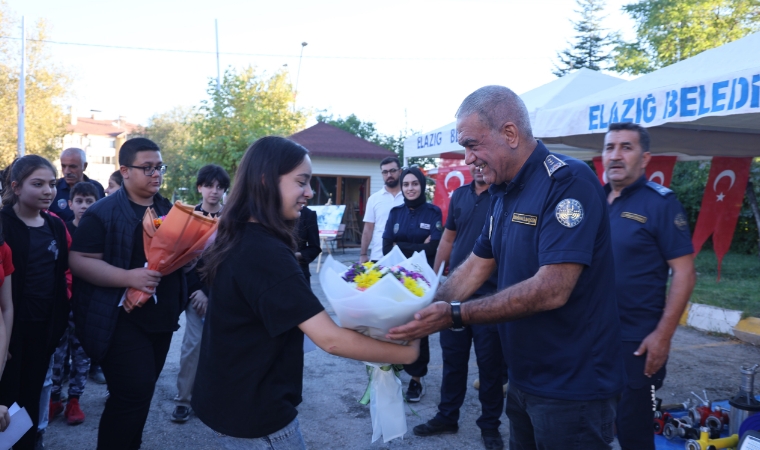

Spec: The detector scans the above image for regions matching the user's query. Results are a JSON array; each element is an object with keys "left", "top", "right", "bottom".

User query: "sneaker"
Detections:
[
  {"left": 171, "top": 405, "right": 191, "bottom": 423},
  {"left": 481, "top": 430, "right": 504, "bottom": 450},
  {"left": 64, "top": 398, "right": 85, "bottom": 425},
  {"left": 90, "top": 366, "right": 107, "bottom": 384},
  {"left": 49, "top": 400, "right": 64, "bottom": 420},
  {"left": 405, "top": 378, "right": 424, "bottom": 402},
  {"left": 413, "top": 418, "right": 458, "bottom": 436}
]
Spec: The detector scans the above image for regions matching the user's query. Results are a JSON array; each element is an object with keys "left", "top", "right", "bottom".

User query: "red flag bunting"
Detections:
[
  {"left": 432, "top": 165, "right": 472, "bottom": 221},
  {"left": 592, "top": 156, "right": 605, "bottom": 185},
  {"left": 692, "top": 157, "right": 753, "bottom": 280}
]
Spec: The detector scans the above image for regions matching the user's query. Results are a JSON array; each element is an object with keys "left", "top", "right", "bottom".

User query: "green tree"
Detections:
[
  {"left": 613, "top": 0, "right": 760, "bottom": 75},
  {"left": 0, "top": 2, "right": 70, "bottom": 167},
  {"left": 191, "top": 67, "right": 307, "bottom": 176},
  {"left": 553, "top": 0, "right": 617, "bottom": 76},
  {"left": 135, "top": 107, "right": 200, "bottom": 202}
]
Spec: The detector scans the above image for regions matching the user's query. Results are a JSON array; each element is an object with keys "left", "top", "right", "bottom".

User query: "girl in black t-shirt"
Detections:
[
  {"left": 194, "top": 137, "right": 419, "bottom": 446},
  {"left": 0, "top": 155, "right": 70, "bottom": 450}
]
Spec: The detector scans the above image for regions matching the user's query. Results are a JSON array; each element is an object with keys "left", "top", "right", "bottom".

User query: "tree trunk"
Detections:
[{"left": 746, "top": 181, "right": 760, "bottom": 264}]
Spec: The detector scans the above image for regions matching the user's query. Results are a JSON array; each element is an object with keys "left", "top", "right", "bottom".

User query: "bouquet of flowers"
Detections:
[
  {"left": 120, "top": 202, "right": 218, "bottom": 312},
  {"left": 319, "top": 246, "right": 444, "bottom": 443}
]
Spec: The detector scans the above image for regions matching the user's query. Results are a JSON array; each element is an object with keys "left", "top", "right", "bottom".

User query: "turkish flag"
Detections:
[
  {"left": 592, "top": 155, "right": 677, "bottom": 187},
  {"left": 692, "top": 157, "right": 753, "bottom": 280},
  {"left": 432, "top": 165, "right": 472, "bottom": 221}
]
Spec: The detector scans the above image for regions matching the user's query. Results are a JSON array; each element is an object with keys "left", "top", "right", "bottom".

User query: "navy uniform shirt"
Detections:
[
  {"left": 472, "top": 141, "right": 625, "bottom": 401},
  {"left": 605, "top": 176, "right": 694, "bottom": 342},
  {"left": 383, "top": 202, "right": 442, "bottom": 264},
  {"left": 50, "top": 176, "right": 106, "bottom": 222},
  {"left": 446, "top": 181, "right": 497, "bottom": 297}
]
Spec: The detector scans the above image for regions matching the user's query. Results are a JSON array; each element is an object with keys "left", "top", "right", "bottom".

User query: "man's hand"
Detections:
[
  {"left": 128, "top": 268, "right": 162, "bottom": 295},
  {"left": 190, "top": 290, "right": 209, "bottom": 316},
  {"left": 359, "top": 254, "right": 369, "bottom": 264},
  {"left": 0, "top": 404, "right": 9, "bottom": 432},
  {"left": 635, "top": 329, "right": 671, "bottom": 377},
  {"left": 387, "top": 301, "right": 452, "bottom": 341}
]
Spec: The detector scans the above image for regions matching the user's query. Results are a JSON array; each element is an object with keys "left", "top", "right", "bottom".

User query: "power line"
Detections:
[{"left": 0, "top": 36, "right": 545, "bottom": 61}]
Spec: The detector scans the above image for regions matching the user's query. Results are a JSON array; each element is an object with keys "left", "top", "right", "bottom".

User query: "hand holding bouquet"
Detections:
[{"left": 319, "top": 246, "right": 444, "bottom": 442}]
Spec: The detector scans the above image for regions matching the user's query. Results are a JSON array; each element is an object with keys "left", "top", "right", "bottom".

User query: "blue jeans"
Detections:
[
  {"left": 506, "top": 384, "right": 616, "bottom": 450},
  {"left": 214, "top": 418, "right": 306, "bottom": 450}
]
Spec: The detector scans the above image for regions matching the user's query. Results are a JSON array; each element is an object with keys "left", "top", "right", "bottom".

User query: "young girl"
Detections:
[
  {"left": 193, "top": 136, "right": 419, "bottom": 448},
  {"left": 105, "top": 170, "right": 123, "bottom": 196},
  {"left": 0, "top": 155, "right": 70, "bottom": 450}
]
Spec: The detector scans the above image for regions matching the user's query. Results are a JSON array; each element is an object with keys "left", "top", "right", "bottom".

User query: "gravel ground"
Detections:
[{"left": 39, "top": 248, "right": 760, "bottom": 449}]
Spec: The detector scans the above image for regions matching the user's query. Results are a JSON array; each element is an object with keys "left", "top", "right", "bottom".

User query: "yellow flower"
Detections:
[
  {"left": 362, "top": 262, "right": 375, "bottom": 269},
  {"left": 403, "top": 276, "right": 424, "bottom": 297},
  {"left": 355, "top": 270, "right": 382, "bottom": 289}
]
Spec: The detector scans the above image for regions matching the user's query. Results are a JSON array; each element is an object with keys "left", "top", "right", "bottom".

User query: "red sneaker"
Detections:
[
  {"left": 49, "top": 400, "right": 64, "bottom": 420},
  {"left": 64, "top": 398, "right": 85, "bottom": 425}
]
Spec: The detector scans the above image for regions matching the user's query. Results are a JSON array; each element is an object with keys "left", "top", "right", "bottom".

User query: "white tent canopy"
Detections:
[
  {"left": 404, "top": 68, "right": 626, "bottom": 161},
  {"left": 534, "top": 32, "right": 760, "bottom": 158}
]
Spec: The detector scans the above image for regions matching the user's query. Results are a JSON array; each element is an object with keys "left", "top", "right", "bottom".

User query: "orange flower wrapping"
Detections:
[{"left": 123, "top": 202, "right": 218, "bottom": 312}]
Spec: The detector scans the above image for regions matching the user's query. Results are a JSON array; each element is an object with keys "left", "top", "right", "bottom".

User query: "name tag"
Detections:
[
  {"left": 512, "top": 213, "right": 538, "bottom": 226},
  {"left": 420, "top": 223, "right": 431, "bottom": 230},
  {"left": 621, "top": 212, "right": 647, "bottom": 223}
]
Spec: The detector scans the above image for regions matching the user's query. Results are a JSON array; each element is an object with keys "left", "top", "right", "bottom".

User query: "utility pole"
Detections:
[
  {"left": 215, "top": 19, "right": 221, "bottom": 91},
  {"left": 18, "top": 16, "right": 26, "bottom": 157},
  {"left": 294, "top": 42, "right": 307, "bottom": 112}
]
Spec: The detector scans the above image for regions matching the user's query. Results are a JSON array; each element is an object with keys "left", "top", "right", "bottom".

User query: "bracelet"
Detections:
[{"left": 450, "top": 301, "right": 465, "bottom": 331}]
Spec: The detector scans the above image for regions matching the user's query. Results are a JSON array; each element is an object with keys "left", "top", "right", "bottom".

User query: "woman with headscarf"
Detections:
[{"left": 382, "top": 166, "right": 442, "bottom": 404}]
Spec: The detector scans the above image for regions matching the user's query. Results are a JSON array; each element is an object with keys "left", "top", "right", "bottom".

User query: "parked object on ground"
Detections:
[{"left": 729, "top": 364, "right": 760, "bottom": 436}]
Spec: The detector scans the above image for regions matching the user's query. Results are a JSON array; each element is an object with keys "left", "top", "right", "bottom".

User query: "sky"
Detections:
[{"left": 7, "top": 0, "right": 636, "bottom": 137}]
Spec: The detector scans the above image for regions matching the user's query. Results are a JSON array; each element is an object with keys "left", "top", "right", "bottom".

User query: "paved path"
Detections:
[{"left": 40, "top": 248, "right": 760, "bottom": 449}]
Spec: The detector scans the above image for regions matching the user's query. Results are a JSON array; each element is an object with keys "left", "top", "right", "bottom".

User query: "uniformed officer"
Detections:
[
  {"left": 383, "top": 166, "right": 442, "bottom": 403},
  {"left": 413, "top": 164, "right": 505, "bottom": 450},
  {"left": 49, "top": 147, "right": 105, "bottom": 222},
  {"left": 603, "top": 122, "right": 696, "bottom": 450},
  {"left": 388, "top": 85, "right": 626, "bottom": 450}
]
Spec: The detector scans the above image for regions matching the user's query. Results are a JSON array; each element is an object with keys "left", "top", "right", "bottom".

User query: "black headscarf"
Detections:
[{"left": 401, "top": 167, "right": 427, "bottom": 209}]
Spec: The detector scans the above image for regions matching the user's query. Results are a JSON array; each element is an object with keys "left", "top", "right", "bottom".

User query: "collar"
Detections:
[
  {"left": 488, "top": 141, "right": 550, "bottom": 196},
  {"left": 469, "top": 181, "right": 490, "bottom": 198},
  {"left": 604, "top": 175, "right": 647, "bottom": 198},
  {"left": 382, "top": 186, "right": 403, "bottom": 197}
]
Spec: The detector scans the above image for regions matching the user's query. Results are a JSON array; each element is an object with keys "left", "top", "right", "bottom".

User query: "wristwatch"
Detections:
[{"left": 449, "top": 301, "right": 465, "bottom": 331}]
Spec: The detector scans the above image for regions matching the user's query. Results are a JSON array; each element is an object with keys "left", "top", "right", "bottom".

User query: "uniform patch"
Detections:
[
  {"left": 58, "top": 199, "right": 68, "bottom": 210},
  {"left": 555, "top": 199, "right": 584, "bottom": 228},
  {"left": 646, "top": 181, "right": 673, "bottom": 196},
  {"left": 543, "top": 154, "right": 568, "bottom": 177},
  {"left": 621, "top": 212, "right": 647, "bottom": 223},
  {"left": 511, "top": 213, "right": 538, "bottom": 226},
  {"left": 436, "top": 221, "right": 443, "bottom": 231},
  {"left": 420, "top": 223, "right": 431, "bottom": 230},
  {"left": 393, "top": 223, "right": 399, "bottom": 234},
  {"left": 674, "top": 213, "right": 688, "bottom": 231}
]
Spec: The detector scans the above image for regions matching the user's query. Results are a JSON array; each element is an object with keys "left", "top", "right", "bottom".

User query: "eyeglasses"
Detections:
[
  {"left": 381, "top": 168, "right": 399, "bottom": 176},
  {"left": 125, "top": 165, "right": 168, "bottom": 176}
]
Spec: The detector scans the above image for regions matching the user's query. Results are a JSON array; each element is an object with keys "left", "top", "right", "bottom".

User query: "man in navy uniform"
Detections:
[
  {"left": 389, "top": 85, "right": 626, "bottom": 449},
  {"left": 50, "top": 147, "right": 106, "bottom": 222},
  {"left": 603, "top": 122, "right": 696, "bottom": 450},
  {"left": 413, "top": 164, "right": 505, "bottom": 450}
]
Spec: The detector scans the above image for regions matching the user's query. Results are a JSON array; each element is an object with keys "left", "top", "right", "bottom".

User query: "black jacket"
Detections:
[
  {"left": 71, "top": 187, "right": 177, "bottom": 363},
  {"left": 297, "top": 207, "right": 321, "bottom": 277},
  {"left": 1, "top": 206, "right": 70, "bottom": 353}
]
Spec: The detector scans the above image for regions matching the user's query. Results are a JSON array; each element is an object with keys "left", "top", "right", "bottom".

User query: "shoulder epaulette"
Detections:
[
  {"left": 646, "top": 181, "right": 673, "bottom": 196},
  {"left": 544, "top": 154, "right": 568, "bottom": 178}
]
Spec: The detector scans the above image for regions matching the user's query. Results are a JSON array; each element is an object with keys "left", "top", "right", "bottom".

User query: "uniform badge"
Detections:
[
  {"left": 674, "top": 213, "right": 688, "bottom": 231},
  {"left": 511, "top": 213, "right": 538, "bottom": 226},
  {"left": 420, "top": 223, "right": 431, "bottom": 230},
  {"left": 621, "top": 212, "right": 647, "bottom": 224},
  {"left": 393, "top": 223, "right": 399, "bottom": 234},
  {"left": 555, "top": 199, "right": 584, "bottom": 228},
  {"left": 543, "top": 154, "right": 567, "bottom": 177},
  {"left": 436, "top": 221, "right": 443, "bottom": 231},
  {"left": 58, "top": 199, "right": 68, "bottom": 210}
]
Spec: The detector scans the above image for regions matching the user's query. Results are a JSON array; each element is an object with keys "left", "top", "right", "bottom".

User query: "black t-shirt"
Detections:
[
  {"left": 20, "top": 224, "right": 59, "bottom": 320},
  {"left": 65, "top": 220, "right": 77, "bottom": 237},
  {"left": 71, "top": 201, "right": 183, "bottom": 332},
  {"left": 192, "top": 223, "right": 324, "bottom": 438}
]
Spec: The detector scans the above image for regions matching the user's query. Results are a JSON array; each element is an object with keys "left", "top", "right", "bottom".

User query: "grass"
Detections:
[{"left": 690, "top": 249, "right": 760, "bottom": 317}]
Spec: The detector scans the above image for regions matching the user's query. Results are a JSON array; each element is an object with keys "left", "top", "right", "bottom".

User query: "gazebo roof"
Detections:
[{"left": 290, "top": 122, "right": 396, "bottom": 160}]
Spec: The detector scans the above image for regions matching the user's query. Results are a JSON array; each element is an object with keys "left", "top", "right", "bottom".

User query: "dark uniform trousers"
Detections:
[{"left": 436, "top": 323, "right": 504, "bottom": 431}]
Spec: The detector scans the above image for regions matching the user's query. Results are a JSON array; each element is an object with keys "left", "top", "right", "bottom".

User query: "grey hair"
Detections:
[
  {"left": 455, "top": 85, "right": 533, "bottom": 139},
  {"left": 61, "top": 147, "right": 87, "bottom": 164}
]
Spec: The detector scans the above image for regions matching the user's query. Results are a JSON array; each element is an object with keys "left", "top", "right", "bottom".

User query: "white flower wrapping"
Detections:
[{"left": 319, "top": 246, "right": 444, "bottom": 443}]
